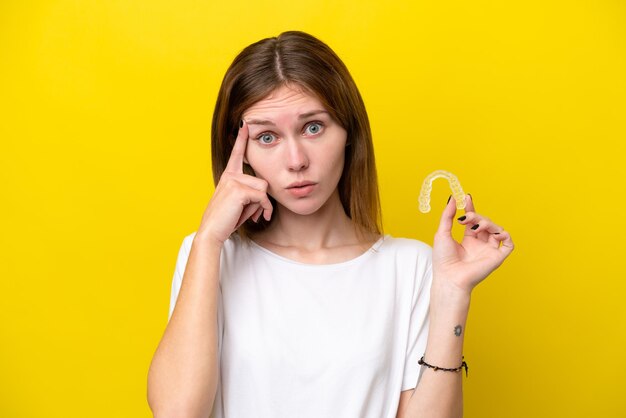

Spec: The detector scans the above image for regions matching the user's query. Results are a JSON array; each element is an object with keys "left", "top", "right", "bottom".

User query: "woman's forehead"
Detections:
[{"left": 243, "top": 85, "right": 327, "bottom": 122}]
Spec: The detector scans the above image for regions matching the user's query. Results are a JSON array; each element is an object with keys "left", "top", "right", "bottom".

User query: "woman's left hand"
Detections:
[{"left": 432, "top": 194, "right": 515, "bottom": 294}]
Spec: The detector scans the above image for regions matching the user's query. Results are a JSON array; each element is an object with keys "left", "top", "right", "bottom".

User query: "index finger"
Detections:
[{"left": 224, "top": 120, "right": 249, "bottom": 173}]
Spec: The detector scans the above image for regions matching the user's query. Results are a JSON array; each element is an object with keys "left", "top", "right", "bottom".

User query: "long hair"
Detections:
[{"left": 211, "top": 31, "right": 382, "bottom": 238}]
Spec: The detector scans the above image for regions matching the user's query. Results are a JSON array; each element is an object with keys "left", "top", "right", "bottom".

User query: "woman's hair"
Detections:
[{"left": 211, "top": 31, "right": 382, "bottom": 238}]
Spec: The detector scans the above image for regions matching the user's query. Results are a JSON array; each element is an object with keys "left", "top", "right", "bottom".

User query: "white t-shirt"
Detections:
[{"left": 168, "top": 232, "right": 432, "bottom": 418}]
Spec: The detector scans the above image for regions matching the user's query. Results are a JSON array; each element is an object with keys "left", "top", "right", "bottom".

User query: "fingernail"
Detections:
[
  {"left": 447, "top": 195, "right": 451, "bottom": 204},
  {"left": 467, "top": 193, "right": 472, "bottom": 199},
  {"left": 239, "top": 120, "right": 244, "bottom": 128},
  {"left": 458, "top": 215, "right": 466, "bottom": 221},
  {"left": 471, "top": 224, "right": 479, "bottom": 230}
]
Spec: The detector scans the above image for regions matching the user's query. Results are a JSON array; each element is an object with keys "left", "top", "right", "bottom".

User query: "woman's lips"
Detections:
[{"left": 286, "top": 182, "right": 317, "bottom": 197}]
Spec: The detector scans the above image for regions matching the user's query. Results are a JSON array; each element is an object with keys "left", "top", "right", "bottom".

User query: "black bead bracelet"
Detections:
[{"left": 418, "top": 356, "right": 469, "bottom": 377}]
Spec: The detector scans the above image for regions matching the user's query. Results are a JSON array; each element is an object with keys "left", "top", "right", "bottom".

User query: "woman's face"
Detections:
[{"left": 242, "top": 84, "right": 347, "bottom": 217}]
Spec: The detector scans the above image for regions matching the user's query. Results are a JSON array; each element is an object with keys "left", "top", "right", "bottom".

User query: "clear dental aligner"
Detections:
[{"left": 419, "top": 170, "right": 466, "bottom": 213}]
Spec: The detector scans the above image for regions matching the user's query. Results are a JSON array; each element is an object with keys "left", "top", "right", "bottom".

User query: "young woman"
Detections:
[{"left": 147, "top": 31, "right": 514, "bottom": 418}]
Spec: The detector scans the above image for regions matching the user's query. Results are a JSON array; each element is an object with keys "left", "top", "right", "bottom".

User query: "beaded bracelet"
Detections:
[{"left": 418, "top": 356, "right": 469, "bottom": 377}]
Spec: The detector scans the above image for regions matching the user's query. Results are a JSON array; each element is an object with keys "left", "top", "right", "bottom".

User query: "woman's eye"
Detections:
[
  {"left": 257, "top": 133, "right": 276, "bottom": 144},
  {"left": 304, "top": 122, "right": 324, "bottom": 136}
]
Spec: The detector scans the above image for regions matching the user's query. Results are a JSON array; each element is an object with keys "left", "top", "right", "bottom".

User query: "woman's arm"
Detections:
[
  {"left": 147, "top": 122, "right": 273, "bottom": 417},
  {"left": 147, "top": 235, "right": 222, "bottom": 418},
  {"left": 397, "top": 283, "right": 470, "bottom": 418},
  {"left": 398, "top": 194, "right": 514, "bottom": 418}
]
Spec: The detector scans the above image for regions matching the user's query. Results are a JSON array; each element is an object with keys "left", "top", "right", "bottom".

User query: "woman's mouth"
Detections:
[{"left": 286, "top": 181, "right": 317, "bottom": 197}]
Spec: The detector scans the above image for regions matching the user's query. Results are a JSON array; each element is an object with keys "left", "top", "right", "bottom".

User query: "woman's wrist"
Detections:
[
  {"left": 422, "top": 285, "right": 470, "bottom": 369},
  {"left": 194, "top": 228, "right": 227, "bottom": 251},
  {"left": 430, "top": 277, "right": 472, "bottom": 312}
]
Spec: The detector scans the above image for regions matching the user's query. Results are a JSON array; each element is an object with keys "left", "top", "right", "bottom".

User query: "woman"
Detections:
[{"left": 147, "top": 31, "right": 514, "bottom": 418}]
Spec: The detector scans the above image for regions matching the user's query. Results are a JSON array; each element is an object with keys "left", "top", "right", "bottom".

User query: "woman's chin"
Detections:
[
  {"left": 274, "top": 197, "right": 328, "bottom": 217},
  {"left": 281, "top": 202, "right": 324, "bottom": 217}
]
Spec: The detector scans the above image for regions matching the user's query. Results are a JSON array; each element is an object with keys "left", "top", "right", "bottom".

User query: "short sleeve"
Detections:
[
  {"left": 401, "top": 251, "right": 433, "bottom": 391},
  {"left": 167, "top": 233, "right": 195, "bottom": 322}
]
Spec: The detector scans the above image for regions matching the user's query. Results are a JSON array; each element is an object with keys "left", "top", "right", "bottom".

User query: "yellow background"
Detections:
[{"left": 1, "top": 0, "right": 625, "bottom": 417}]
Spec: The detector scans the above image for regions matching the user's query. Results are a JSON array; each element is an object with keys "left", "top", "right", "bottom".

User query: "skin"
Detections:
[
  {"left": 396, "top": 194, "right": 514, "bottom": 418},
  {"left": 241, "top": 84, "right": 377, "bottom": 262},
  {"left": 243, "top": 84, "right": 346, "bottom": 218},
  {"left": 149, "top": 83, "right": 514, "bottom": 417}
]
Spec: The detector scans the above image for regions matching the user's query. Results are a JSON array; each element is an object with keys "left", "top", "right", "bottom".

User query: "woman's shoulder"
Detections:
[{"left": 378, "top": 234, "right": 432, "bottom": 255}]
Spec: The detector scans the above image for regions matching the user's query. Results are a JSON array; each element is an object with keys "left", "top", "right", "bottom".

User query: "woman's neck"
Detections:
[{"left": 252, "top": 190, "right": 378, "bottom": 259}]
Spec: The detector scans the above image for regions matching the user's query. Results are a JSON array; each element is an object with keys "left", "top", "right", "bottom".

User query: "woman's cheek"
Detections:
[{"left": 245, "top": 151, "right": 273, "bottom": 184}]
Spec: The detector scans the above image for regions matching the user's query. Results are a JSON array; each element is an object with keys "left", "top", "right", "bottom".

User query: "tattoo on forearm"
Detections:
[{"left": 454, "top": 325, "right": 462, "bottom": 336}]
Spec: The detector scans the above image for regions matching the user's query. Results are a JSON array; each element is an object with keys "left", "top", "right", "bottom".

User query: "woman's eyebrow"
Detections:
[
  {"left": 298, "top": 110, "right": 329, "bottom": 119},
  {"left": 245, "top": 119, "right": 275, "bottom": 126},
  {"left": 245, "top": 110, "right": 329, "bottom": 126}
]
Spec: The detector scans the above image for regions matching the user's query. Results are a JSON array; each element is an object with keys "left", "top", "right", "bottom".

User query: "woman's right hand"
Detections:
[{"left": 197, "top": 121, "right": 273, "bottom": 245}]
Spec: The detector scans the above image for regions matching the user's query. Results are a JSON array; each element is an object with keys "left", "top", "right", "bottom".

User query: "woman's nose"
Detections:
[{"left": 286, "top": 138, "right": 309, "bottom": 171}]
